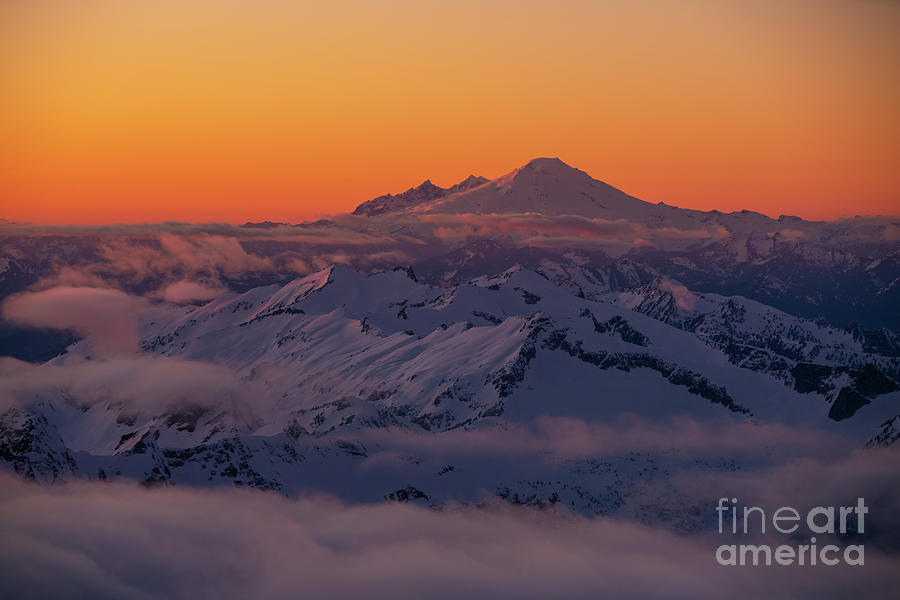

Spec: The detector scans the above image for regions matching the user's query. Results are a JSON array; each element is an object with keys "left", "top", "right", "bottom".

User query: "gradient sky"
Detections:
[{"left": 1, "top": 0, "right": 898, "bottom": 224}]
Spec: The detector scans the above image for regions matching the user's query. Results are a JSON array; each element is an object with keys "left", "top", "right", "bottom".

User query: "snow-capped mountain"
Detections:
[
  {"left": 354, "top": 157, "right": 899, "bottom": 328},
  {"left": 387, "top": 157, "right": 662, "bottom": 219},
  {"left": 607, "top": 277, "right": 899, "bottom": 419},
  {"left": 2, "top": 158, "right": 897, "bottom": 329},
  {"left": 3, "top": 263, "right": 898, "bottom": 519},
  {"left": 352, "top": 175, "right": 490, "bottom": 216},
  {"left": 1, "top": 157, "right": 898, "bottom": 524}
]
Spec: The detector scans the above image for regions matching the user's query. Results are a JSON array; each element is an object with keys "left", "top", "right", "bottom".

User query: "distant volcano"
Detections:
[{"left": 353, "top": 157, "right": 660, "bottom": 219}]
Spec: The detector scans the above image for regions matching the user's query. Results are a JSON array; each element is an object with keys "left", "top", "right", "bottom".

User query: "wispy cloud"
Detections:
[
  {"left": 416, "top": 212, "right": 730, "bottom": 248},
  {"left": 2, "top": 287, "right": 149, "bottom": 355},
  {"left": 0, "top": 355, "right": 253, "bottom": 423}
]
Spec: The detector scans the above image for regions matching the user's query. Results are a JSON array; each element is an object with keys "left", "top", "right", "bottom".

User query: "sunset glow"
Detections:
[{"left": 2, "top": 0, "right": 898, "bottom": 224}]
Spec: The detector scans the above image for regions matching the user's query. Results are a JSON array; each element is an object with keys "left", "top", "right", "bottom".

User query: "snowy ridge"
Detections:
[
  {"left": 607, "top": 277, "right": 900, "bottom": 419},
  {"left": 3, "top": 263, "right": 900, "bottom": 517},
  {"left": 352, "top": 175, "right": 489, "bottom": 216}
]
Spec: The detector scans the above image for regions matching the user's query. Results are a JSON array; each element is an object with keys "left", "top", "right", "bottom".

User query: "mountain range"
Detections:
[{"left": 1, "top": 158, "right": 899, "bottom": 525}]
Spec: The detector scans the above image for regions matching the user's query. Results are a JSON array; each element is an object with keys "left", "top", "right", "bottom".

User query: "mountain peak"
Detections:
[
  {"left": 419, "top": 158, "right": 650, "bottom": 218},
  {"left": 446, "top": 174, "right": 489, "bottom": 195},
  {"left": 502, "top": 157, "right": 592, "bottom": 186},
  {"left": 460, "top": 174, "right": 487, "bottom": 183},
  {"left": 353, "top": 175, "right": 488, "bottom": 216},
  {"left": 522, "top": 157, "right": 570, "bottom": 170},
  {"left": 352, "top": 158, "right": 653, "bottom": 219},
  {"left": 352, "top": 179, "right": 447, "bottom": 216}
]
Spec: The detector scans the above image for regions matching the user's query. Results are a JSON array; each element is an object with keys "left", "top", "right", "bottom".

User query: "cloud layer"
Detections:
[
  {"left": 1, "top": 473, "right": 898, "bottom": 600},
  {"left": 0, "top": 355, "right": 249, "bottom": 420},
  {"left": 2, "top": 287, "right": 148, "bottom": 354}
]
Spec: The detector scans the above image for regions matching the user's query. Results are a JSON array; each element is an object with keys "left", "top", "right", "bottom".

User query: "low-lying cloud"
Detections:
[
  {"left": 0, "top": 214, "right": 735, "bottom": 303},
  {"left": 0, "top": 473, "right": 897, "bottom": 600},
  {"left": 2, "top": 287, "right": 149, "bottom": 354},
  {"left": 658, "top": 278, "right": 698, "bottom": 310},
  {"left": 0, "top": 356, "right": 249, "bottom": 420},
  {"left": 0, "top": 224, "right": 415, "bottom": 300},
  {"left": 362, "top": 415, "right": 855, "bottom": 462},
  {"left": 418, "top": 212, "right": 730, "bottom": 249}
]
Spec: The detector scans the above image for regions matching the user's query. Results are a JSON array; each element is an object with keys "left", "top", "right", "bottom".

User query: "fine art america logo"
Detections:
[{"left": 715, "top": 498, "right": 867, "bottom": 566}]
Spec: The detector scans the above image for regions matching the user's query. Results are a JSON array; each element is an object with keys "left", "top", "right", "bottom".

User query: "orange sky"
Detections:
[{"left": 1, "top": 0, "right": 898, "bottom": 224}]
